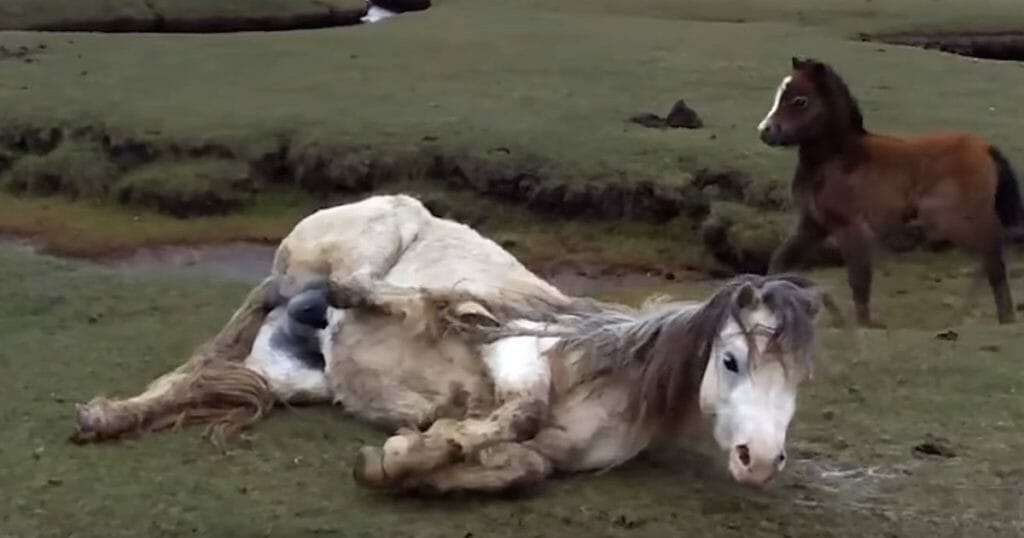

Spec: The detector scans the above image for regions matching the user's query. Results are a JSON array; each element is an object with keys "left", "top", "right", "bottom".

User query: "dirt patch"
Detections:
[
  {"left": 867, "top": 31, "right": 1024, "bottom": 62},
  {"left": 912, "top": 434, "right": 958, "bottom": 458}
]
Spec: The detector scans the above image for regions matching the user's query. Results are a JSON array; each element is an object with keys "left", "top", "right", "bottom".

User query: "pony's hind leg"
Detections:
[
  {"left": 981, "top": 242, "right": 1015, "bottom": 324},
  {"left": 918, "top": 192, "right": 1015, "bottom": 324},
  {"left": 71, "top": 275, "right": 283, "bottom": 444}
]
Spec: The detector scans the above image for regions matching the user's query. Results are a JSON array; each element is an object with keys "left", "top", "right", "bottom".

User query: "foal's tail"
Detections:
[{"left": 989, "top": 146, "right": 1024, "bottom": 232}]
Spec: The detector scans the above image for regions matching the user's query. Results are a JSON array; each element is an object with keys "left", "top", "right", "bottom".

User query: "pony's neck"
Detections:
[{"left": 797, "top": 125, "right": 867, "bottom": 168}]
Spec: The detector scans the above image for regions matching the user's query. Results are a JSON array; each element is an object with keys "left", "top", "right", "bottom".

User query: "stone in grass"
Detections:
[
  {"left": 628, "top": 99, "right": 703, "bottom": 130},
  {"left": 666, "top": 98, "right": 703, "bottom": 129}
]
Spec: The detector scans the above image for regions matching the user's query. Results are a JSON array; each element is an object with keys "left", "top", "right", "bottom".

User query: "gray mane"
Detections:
[{"left": 544, "top": 273, "right": 832, "bottom": 426}]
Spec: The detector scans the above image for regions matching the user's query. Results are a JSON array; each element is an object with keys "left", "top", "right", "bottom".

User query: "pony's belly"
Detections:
[{"left": 326, "top": 315, "right": 496, "bottom": 429}]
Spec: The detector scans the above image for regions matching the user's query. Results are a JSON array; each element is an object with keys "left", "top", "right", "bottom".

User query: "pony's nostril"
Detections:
[
  {"left": 735, "top": 444, "right": 751, "bottom": 466},
  {"left": 777, "top": 452, "right": 787, "bottom": 465}
]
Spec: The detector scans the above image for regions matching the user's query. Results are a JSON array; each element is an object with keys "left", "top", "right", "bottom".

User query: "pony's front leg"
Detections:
[
  {"left": 354, "top": 335, "right": 550, "bottom": 489},
  {"left": 834, "top": 221, "right": 886, "bottom": 329},
  {"left": 767, "top": 213, "right": 829, "bottom": 274},
  {"left": 397, "top": 441, "right": 554, "bottom": 496}
]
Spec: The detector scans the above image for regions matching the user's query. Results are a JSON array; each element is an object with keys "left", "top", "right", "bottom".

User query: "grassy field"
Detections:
[
  {"left": 2, "top": 3, "right": 1024, "bottom": 535},
  {"left": 1, "top": 0, "right": 1024, "bottom": 268},
  {"left": 2, "top": 246, "right": 1023, "bottom": 538}
]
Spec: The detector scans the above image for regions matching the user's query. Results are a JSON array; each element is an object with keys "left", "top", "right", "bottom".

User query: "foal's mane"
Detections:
[
  {"left": 548, "top": 274, "right": 828, "bottom": 428},
  {"left": 794, "top": 57, "right": 867, "bottom": 136}
]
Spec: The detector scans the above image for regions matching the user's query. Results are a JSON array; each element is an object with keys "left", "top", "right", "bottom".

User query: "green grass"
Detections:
[
  {"left": 3, "top": 0, "right": 1024, "bottom": 265},
  {"left": 2, "top": 246, "right": 1022, "bottom": 537}
]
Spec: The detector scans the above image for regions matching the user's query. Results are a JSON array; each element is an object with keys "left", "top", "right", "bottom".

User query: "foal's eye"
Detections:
[
  {"left": 723, "top": 352, "right": 740, "bottom": 373},
  {"left": 791, "top": 96, "right": 808, "bottom": 108}
]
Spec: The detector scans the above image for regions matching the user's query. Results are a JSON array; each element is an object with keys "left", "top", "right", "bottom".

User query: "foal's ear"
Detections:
[
  {"left": 735, "top": 282, "right": 761, "bottom": 310},
  {"left": 791, "top": 56, "right": 803, "bottom": 69}
]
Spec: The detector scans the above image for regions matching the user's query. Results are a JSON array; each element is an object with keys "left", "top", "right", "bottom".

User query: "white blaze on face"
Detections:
[
  {"left": 698, "top": 306, "right": 797, "bottom": 488},
  {"left": 757, "top": 75, "right": 792, "bottom": 132}
]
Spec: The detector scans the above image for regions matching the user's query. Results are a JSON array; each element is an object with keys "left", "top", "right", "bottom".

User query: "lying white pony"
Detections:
[{"left": 72, "top": 194, "right": 837, "bottom": 494}]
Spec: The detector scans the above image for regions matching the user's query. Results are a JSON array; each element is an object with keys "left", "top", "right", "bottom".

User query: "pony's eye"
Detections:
[
  {"left": 791, "top": 96, "right": 808, "bottom": 108},
  {"left": 723, "top": 352, "right": 740, "bottom": 373}
]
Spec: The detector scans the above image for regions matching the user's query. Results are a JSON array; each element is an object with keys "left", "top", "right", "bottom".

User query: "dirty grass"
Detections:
[{"left": 1, "top": 247, "right": 1022, "bottom": 538}]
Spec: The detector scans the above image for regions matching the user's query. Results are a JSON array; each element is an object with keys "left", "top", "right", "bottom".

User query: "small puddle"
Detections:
[
  {"left": 0, "top": 235, "right": 696, "bottom": 299},
  {"left": 100, "top": 242, "right": 278, "bottom": 284}
]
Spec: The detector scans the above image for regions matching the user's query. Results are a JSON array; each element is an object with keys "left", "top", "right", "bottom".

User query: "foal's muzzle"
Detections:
[{"left": 759, "top": 122, "right": 784, "bottom": 146}]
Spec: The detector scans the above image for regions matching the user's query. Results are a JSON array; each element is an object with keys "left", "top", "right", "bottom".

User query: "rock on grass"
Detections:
[{"left": 114, "top": 159, "right": 254, "bottom": 217}]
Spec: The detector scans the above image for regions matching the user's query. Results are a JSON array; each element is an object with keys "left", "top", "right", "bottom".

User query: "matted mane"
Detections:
[
  {"left": 546, "top": 274, "right": 828, "bottom": 428},
  {"left": 796, "top": 58, "right": 867, "bottom": 135}
]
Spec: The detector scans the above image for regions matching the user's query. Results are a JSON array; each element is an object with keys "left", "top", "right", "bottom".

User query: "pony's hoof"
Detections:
[
  {"left": 70, "top": 401, "right": 111, "bottom": 443},
  {"left": 353, "top": 446, "right": 390, "bottom": 489},
  {"left": 327, "top": 280, "right": 373, "bottom": 310},
  {"left": 70, "top": 399, "right": 138, "bottom": 444}
]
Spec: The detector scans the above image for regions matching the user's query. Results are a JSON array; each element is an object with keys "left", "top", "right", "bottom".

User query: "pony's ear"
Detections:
[
  {"left": 735, "top": 282, "right": 761, "bottom": 310},
  {"left": 791, "top": 56, "right": 803, "bottom": 69}
]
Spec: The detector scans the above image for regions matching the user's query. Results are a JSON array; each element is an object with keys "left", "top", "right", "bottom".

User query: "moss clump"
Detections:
[
  {"left": 1, "top": 141, "right": 119, "bottom": 200},
  {"left": 114, "top": 159, "right": 254, "bottom": 217},
  {"left": 699, "top": 201, "right": 791, "bottom": 274}
]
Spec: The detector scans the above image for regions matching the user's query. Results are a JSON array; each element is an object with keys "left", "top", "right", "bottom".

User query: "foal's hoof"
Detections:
[{"left": 353, "top": 446, "right": 390, "bottom": 489}]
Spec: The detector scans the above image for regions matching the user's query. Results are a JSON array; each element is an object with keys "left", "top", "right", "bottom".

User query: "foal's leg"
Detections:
[
  {"left": 72, "top": 276, "right": 282, "bottom": 443},
  {"left": 981, "top": 242, "right": 1015, "bottom": 324},
  {"left": 768, "top": 213, "right": 830, "bottom": 274},
  {"left": 833, "top": 221, "right": 885, "bottom": 328},
  {"left": 918, "top": 193, "right": 1016, "bottom": 324}
]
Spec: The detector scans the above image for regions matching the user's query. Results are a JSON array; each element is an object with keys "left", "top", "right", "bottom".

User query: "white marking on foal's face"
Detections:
[
  {"left": 757, "top": 75, "right": 792, "bottom": 132},
  {"left": 698, "top": 305, "right": 799, "bottom": 488}
]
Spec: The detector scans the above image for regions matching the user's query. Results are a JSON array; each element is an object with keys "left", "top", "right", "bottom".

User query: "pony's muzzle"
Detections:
[
  {"left": 758, "top": 122, "right": 784, "bottom": 146},
  {"left": 728, "top": 443, "right": 785, "bottom": 487}
]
